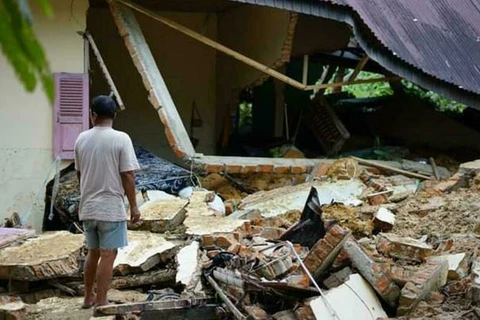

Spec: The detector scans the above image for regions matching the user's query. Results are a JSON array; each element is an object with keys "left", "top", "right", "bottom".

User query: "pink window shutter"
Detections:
[{"left": 53, "top": 73, "right": 89, "bottom": 160}]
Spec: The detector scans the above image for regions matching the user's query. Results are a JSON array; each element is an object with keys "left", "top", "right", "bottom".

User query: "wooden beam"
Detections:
[
  {"left": 115, "top": 0, "right": 308, "bottom": 91},
  {"left": 348, "top": 56, "right": 369, "bottom": 83},
  {"left": 307, "top": 76, "right": 400, "bottom": 91},
  {"left": 81, "top": 31, "right": 125, "bottom": 110},
  {"left": 351, "top": 156, "right": 432, "bottom": 180},
  {"left": 302, "top": 54, "right": 309, "bottom": 85}
]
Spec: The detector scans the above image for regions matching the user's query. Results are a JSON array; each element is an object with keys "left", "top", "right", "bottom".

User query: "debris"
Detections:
[
  {"left": 373, "top": 207, "right": 395, "bottom": 231},
  {"left": 0, "top": 231, "right": 83, "bottom": 280},
  {"left": 397, "top": 260, "right": 448, "bottom": 316},
  {"left": 325, "top": 158, "right": 359, "bottom": 179},
  {"left": 114, "top": 231, "right": 177, "bottom": 275},
  {"left": 176, "top": 241, "right": 202, "bottom": 291},
  {"left": 459, "top": 159, "right": 480, "bottom": 175},
  {"left": 303, "top": 225, "right": 350, "bottom": 279},
  {"left": 429, "top": 253, "right": 470, "bottom": 280},
  {"left": 352, "top": 156, "right": 432, "bottom": 180},
  {"left": 0, "top": 296, "right": 26, "bottom": 320},
  {"left": 343, "top": 237, "right": 400, "bottom": 307},
  {"left": 323, "top": 267, "right": 353, "bottom": 289},
  {"left": 376, "top": 233, "right": 433, "bottom": 262},
  {"left": 239, "top": 180, "right": 365, "bottom": 218},
  {"left": 323, "top": 203, "right": 373, "bottom": 237},
  {"left": 280, "top": 187, "right": 326, "bottom": 248},
  {"left": 308, "top": 274, "right": 388, "bottom": 320},
  {"left": 0, "top": 227, "right": 36, "bottom": 249}
]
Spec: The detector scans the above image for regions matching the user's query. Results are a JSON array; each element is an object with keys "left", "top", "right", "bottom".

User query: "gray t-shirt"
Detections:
[{"left": 74, "top": 127, "right": 140, "bottom": 222}]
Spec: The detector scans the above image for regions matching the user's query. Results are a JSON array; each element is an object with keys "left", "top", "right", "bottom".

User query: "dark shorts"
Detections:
[{"left": 83, "top": 220, "right": 128, "bottom": 250}]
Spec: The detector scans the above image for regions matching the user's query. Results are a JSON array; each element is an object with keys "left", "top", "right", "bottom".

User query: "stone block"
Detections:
[
  {"left": 344, "top": 238, "right": 400, "bottom": 307},
  {"left": 376, "top": 233, "right": 433, "bottom": 262}
]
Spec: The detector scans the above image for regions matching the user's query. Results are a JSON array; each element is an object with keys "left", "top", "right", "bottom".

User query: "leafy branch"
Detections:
[{"left": 0, "top": 0, "right": 54, "bottom": 102}]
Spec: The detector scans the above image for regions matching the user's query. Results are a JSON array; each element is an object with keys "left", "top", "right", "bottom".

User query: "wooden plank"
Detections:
[
  {"left": 82, "top": 31, "right": 125, "bottom": 110},
  {"left": 115, "top": 0, "right": 308, "bottom": 91},
  {"left": 108, "top": 0, "right": 196, "bottom": 158},
  {"left": 66, "top": 268, "right": 176, "bottom": 294},
  {"left": 302, "top": 54, "right": 309, "bottom": 85},
  {"left": 352, "top": 156, "right": 432, "bottom": 180},
  {"left": 348, "top": 56, "right": 369, "bottom": 83},
  {"left": 0, "top": 228, "right": 36, "bottom": 249},
  {"left": 0, "top": 231, "right": 83, "bottom": 281}
]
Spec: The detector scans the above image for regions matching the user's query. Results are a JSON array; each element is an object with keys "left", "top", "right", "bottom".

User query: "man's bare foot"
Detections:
[{"left": 81, "top": 296, "right": 96, "bottom": 309}]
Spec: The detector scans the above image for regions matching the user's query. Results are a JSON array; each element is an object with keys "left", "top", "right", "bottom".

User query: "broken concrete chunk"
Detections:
[
  {"left": 176, "top": 241, "right": 202, "bottom": 291},
  {"left": 323, "top": 267, "right": 353, "bottom": 289},
  {"left": 429, "top": 253, "right": 470, "bottom": 280},
  {"left": 323, "top": 203, "right": 373, "bottom": 237},
  {"left": 459, "top": 159, "right": 480, "bottom": 175},
  {"left": 373, "top": 207, "right": 395, "bottom": 232},
  {"left": 303, "top": 225, "right": 350, "bottom": 279},
  {"left": 0, "top": 296, "right": 26, "bottom": 320},
  {"left": 0, "top": 231, "right": 83, "bottom": 280},
  {"left": 396, "top": 260, "right": 448, "bottom": 316},
  {"left": 376, "top": 233, "right": 433, "bottom": 262},
  {"left": 114, "top": 231, "right": 176, "bottom": 275},
  {"left": 244, "top": 305, "right": 268, "bottom": 320},
  {"left": 308, "top": 274, "right": 388, "bottom": 320},
  {"left": 132, "top": 198, "right": 188, "bottom": 232},
  {"left": 343, "top": 238, "right": 400, "bottom": 307}
]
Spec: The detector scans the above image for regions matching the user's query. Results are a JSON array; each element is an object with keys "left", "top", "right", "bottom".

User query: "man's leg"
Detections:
[
  {"left": 95, "top": 221, "right": 128, "bottom": 307},
  {"left": 82, "top": 221, "right": 100, "bottom": 308},
  {"left": 84, "top": 249, "right": 100, "bottom": 306},
  {"left": 95, "top": 249, "right": 117, "bottom": 306}
]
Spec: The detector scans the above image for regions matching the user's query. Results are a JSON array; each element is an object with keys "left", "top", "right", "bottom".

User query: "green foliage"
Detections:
[
  {"left": 401, "top": 80, "right": 466, "bottom": 113},
  {"left": 0, "top": 0, "right": 54, "bottom": 102},
  {"left": 342, "top": 71, "right": 394, "bottom": 98}
]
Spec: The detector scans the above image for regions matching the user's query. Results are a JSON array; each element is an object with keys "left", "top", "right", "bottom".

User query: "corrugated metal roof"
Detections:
[{"left": 228, "top": 0, "right": 480, "bottom": 108}]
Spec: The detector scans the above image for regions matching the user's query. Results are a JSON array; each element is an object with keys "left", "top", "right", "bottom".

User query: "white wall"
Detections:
[{"left": 0, "top": 0, "right": 88, "bottom": 232}]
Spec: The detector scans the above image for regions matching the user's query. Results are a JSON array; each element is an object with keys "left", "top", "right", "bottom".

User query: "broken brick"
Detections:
[
  {"left": 201, "top": 235, "right": 214, "bottom": 247},
  {"left": 215, "top": 235, "right": 236, "bottom": 248},
  {"left": 207, "top": 250, "right": 220, "bottom": 259},
  {"left": 294, "top": 304, "right": 316, "bottom": 320},
  {"left": 303, "top": 225, "right": 350, "bottom": 279},
  {"left": 227, "top": 243, "right": 241, "bottom": 255},
  {"left": 368, "top": 194, "right": 389, "bottom": 205},
  {"left": 376, "top": 233, "right": 433, "bottom": 262},
  {"left": 396, "top": 260, "right": 448, "bottom": 316},
  {"left": 373, "top": 207, "right": 395, "bottom": 232},
  {"left": 344, "top": 238, "right": 400, "bottom": 307},
  {"left": 259, "top": 227, "right": 286, "bottom": 240}
]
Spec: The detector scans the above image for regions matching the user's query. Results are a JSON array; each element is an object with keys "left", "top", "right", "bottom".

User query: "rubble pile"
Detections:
[{"left": 3, "top": 156, "right": 480, "bottom": 319}]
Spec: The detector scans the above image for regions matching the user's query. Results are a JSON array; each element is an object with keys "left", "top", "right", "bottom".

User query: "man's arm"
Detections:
[{"left": 120, "top": 171, "right": 140, "bottom": 223}]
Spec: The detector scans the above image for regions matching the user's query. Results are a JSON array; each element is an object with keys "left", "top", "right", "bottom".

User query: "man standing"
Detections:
[{"left": 74, "top": 95, "right": 141, "bottom": 308}]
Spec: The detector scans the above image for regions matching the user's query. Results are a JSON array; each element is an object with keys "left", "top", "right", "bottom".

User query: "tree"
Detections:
[{"left": 0, "top": 0, "right": 54, "bottom": 102}]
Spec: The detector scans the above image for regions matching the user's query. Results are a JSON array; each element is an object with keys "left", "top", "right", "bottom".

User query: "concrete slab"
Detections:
[
  {"left": 239, "top": 180, "right": 365, "bottom": 218},
  {"left": 176, "top": 241, "right": 202, "bottom": 291},
  {"left": 132, "top": 198, "right": 188, "bottom": 232},
  {"left": 309, "top": 274, "right": 387, "bottom": 320},
  {"left": 114, "top": 231, "right": 177, "bottom": 275},
  {"left": 0, "top": 231, "right": 83, "bottom": 280}
]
